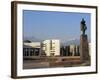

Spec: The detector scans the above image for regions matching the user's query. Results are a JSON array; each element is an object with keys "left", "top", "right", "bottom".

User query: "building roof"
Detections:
[
  {"left": 23, "top": 42, "right": 41, "bottom": 48},
  {"left": 23, "top": 45, "right": 33, "bottom": 48}
]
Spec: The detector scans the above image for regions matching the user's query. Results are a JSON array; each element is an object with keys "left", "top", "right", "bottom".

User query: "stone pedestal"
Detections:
[{"left": 80, "top": 35, "right": 90, "bottom": 62}]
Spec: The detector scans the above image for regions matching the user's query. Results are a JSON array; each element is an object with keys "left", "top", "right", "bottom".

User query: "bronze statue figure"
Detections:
[{"left": 80, "top": 18, "right": 87, "bottom": 35}]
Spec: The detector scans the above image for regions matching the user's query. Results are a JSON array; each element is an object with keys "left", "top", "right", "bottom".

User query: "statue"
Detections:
[
  {"left": 80, "top": 18, "right": 90, "bottom": 62},
  {"left": 80, "top": 18, "right": 87, "bottom": 35}
]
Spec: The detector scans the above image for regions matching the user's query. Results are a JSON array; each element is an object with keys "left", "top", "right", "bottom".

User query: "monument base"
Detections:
[{"left": 80, "top": 35, "right": 90, "bottom": 62}]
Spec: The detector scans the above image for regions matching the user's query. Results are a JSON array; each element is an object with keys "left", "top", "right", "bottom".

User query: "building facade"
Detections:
[
  {"left": 60, "top": 45, "right": 80, "bottom": 56},
  {"left": 60, "top": 46, "right": 70, "bottom": 56},
  {"left": 88, "top": 43, "right": 91, "bottom": 56},
  {"left": 23, "top": 42, "right": 41, "bottom": 57},
  {"left": 42, "top": 39, "right": 60, "bottom": 56},
  {"left": 69, "top": 45, "right": 80, "bottom": 56}
]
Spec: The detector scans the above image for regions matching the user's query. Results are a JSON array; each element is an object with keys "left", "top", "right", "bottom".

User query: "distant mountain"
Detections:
[
  {"left": 66, "top": 39, "right": 80, "bottom": 45},
  {"left": 24, "top": 36, "right": 90, "bottom": 46},
  {"left": 23, "top": 36, "right": 42, "bottom": 42},
  {"left": 61, "top": 38, "right": 91, "bottom": 47},
  {"left": 61, "top": 39, "right": 80, "bottom": 46}
]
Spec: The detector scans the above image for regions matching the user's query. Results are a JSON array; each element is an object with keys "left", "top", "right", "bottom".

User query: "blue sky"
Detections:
[{"left": 23, "top": 10, "right": 91, "bottom": 43}]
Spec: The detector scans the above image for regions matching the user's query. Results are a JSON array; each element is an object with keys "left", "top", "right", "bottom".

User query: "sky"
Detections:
[{"left": 23, "top": 10, "right": 91, "bottom": 43}]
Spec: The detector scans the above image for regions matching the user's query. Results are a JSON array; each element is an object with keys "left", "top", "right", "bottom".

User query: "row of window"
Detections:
[
  {"left": 60, "top": 46, "right": 80, "bottom": 56},
  {"left": 23, "top": 48, "right": 40, "bottom": 56}
]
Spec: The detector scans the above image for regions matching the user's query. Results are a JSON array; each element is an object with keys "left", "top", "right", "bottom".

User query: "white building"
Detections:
[
  {"left": 69, "top": 45, "right": 80, "bottom": 56},
  {"left": 42, "top": 39, "right": 60, "bottom": 56},
  {"left": 89, "top": 43, "right": 91, "bottom": 56},
  {"left": 23, "top": 42, "right": 41, "bottom": 56},
  {"left": 69, "top": 45, "right": 76, "bottom": 56}
]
